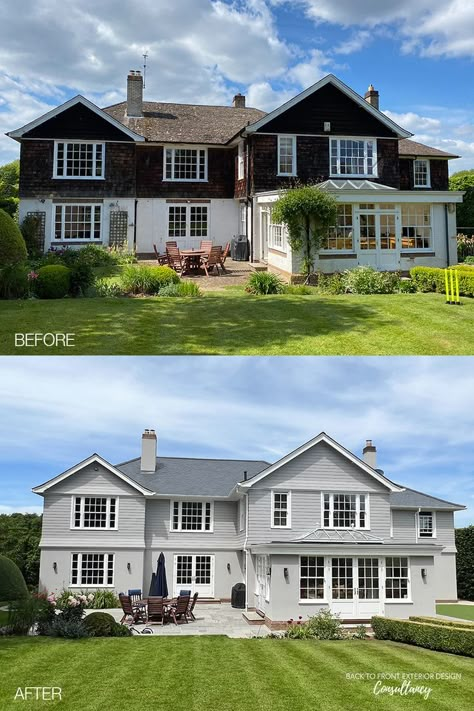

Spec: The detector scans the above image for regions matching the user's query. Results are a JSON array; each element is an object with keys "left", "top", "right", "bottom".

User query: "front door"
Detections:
[
  {"left": 357, "top": 207, "right": 399, "bottom": 270},
  {"left": 331, "top": 557, "right": 382, "bottom": 618},
  {"left": 255, "top": 555, "right": 269, "bottom": 614},
  {"left": 174, "top": 554, "right": 214, "bottom": 597}
]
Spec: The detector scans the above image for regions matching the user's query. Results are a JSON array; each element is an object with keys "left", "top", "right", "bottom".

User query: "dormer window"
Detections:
[
  {"left": 413, "top": 159, "right": 430, "bottom": 188},
  {"left": 418, "top": 511, "right": 435, "bottom": 538},
  {"left": 277, "top": 135, "right": 297, "bottom": 176},
  {"left": 330, "top": 138, "right": 377, "bottom": 177},
  {"left": 54, "top": 141, "right": 104, "bottom": 179},
  {"left": 323, "top": 493, "right": 369, "bottom": 529}
]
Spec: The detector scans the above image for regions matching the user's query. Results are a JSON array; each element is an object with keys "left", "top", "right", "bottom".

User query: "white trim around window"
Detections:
[
  {"left": 170, "top": 500, "right": 214, "bottom": 532},
  {"left": 277, "top": 134, "right": 297, "bottom": 176},
  {"left": 53, "top": 140, "right": 105, "bottom": 179},
  {"left": 384, "top": 556, "right": 412, "bottom": 603},
  {"left": 53, "top": 203, "right": 102, "bottom": 242},
  {"left": 271, "top": 491, "right": 291, "bottom": 528},
  {"left": 417, "top": 510, "right": 437, "bottom": 539},
  {"left": 413, "top": 159, "right": 431, "bottom": 188},
  {"left": 163, "top": 145, "right": 208, "bottom": 182},
  {"left": 321, "top": 492, "right": 370, "bottom": 529},
  {"left": 330, "top": 137, "right": 377, "bottom": 178},
  {"left": 237, "top": 141, "right": 245, "bottom": 180},
  {"left": 70, "top": 495, "right": 119, "bottom": 530},
  {"left": 70, "top": 552, "right": 114, "bottom": 587}
]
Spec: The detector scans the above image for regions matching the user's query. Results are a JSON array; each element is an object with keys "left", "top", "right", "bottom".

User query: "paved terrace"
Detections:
[{"left": 138, "top": 258, "right": 255, "bottom": 291}]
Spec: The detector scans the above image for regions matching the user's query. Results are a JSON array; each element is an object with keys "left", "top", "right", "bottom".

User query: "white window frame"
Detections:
[
  {"left": 321, "top": 492, "right": 370, "bottom": 530},
  {"left": 299, "top": 555, "right": 327, "bottom": 603},
  {"left": 237, "top": 141, "right": 245, "bottom": 180},
  {"left": 330, "top": 137, "right": 378, "bottom": 178},
  {"left": 170, "top": 500, "right": 214, "bottom": 533},
  {"left": 401, "top": 203, "right": 432, "bottom": 251},
  {"left": 321, "top": 203, "right": 354, "bottom": 252},
  {"left": 70, "top": 495, "right": 119, "bottom": 530},
  {"left": 417, "top": 510, "right": 436, "bottom": 539},
  {"left": 384, "top": 556, "right": 411, "bottom": 603},
  {"left": 53, "top": 203, "right": 102, "bottom": 242},
  {"left": 238, "top": 498, "right": 245, "bottom": 532},
  {"left": 277, "top": 135, "right": 297, "bottom": 176},
  {"left": 53, "top": 141, "right": 105, "bottom": 180},
  {"left": 167, "top": 204, "right": 209, "bottom": 239},
  {"left": 268, "top": 211, "right": 288, "bottom": 254},
  {"left": 271, "top": 491, "right": 292, "bottom": 529},
  {"left": 70, "top": 552, "right": 114, "bottom": 587},
  {"left": 413, "top": 159, "right": 431, "bottom": 188},
  {"left": 163, "top": 145, "right": 208, "bottom": 182}
]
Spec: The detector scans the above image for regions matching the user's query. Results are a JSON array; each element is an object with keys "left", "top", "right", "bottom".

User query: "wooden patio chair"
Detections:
[
  {"left": 221, "top": 242, "right": 231, "bottom": 265},
  {"left": 200, "top": 245, "right": 226, "bottom": 276},
  {"left": 146, "top": 596, "right": 166, "bottom": 626},
  {"left": 119, "top": 593, "right": 146, "bottom": 625},
  {"left": 166, "top": 245, "right": 185, "bottom": 273},
  {"left": 199, "top": 240, "right": 213, "bottom": 255},
  {"left": 153, "top": 245, "right": 168, "bottom": 266},
  {"left": 168, "top": 595, "right": 190, "bottom": 625},
  {"left": 165, "top": 241, "right": 178, "bottom": 249},
  {"left": 186, "top": 592, "right": 199, "bottom": 621}
]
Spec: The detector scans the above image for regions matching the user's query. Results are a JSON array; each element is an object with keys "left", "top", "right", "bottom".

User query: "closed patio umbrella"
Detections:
[
  {"left": 155, "top": 552, "right": 168, "bottom": 598},
  {"left": 149, "top": 571, "right": 157, "bottom": 596}
]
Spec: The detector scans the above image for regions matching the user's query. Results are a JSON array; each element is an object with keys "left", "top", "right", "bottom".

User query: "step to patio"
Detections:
[
  {"left": 249, "top": 262, "right": 268, "bottom": 272},
  {"left": 242, "top": 611, "right": 266, "bottom": 625}
]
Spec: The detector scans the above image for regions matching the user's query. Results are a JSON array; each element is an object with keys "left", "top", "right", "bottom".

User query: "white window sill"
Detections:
[
  {"left": 384, "top": 599, "right": 413, "bottom": 604},
  {"left": 298, "top": 599, "right": 328, "bottom": 605},
  {"left": 270, "top": 525, "right": 292, "bottom": 530},
  {"left": 171, "top": 530, "right": 214, "bottom": 534},
  {"left": 277, "top": 173, "right": 297, "bottom": 178},
  {"left": 163, "top": 179, "right": 208, "bottom": 183},
  {"left": 69, "top": 527, "right": 118, "bottom": 531},
  {"left": 53, "top": 176, "right": 105, "bottom": 181},
  {"left": 413, "top": 185, "right": 431, "bottom": 189},
  {"left": 69, "top": 584, "right": 115, "bottom": 589},
  {"left": 329, "top": 174, "right": 378, "bottom": 180}
]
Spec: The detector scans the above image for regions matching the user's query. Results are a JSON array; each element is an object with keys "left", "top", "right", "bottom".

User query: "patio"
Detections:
[
  {"left": 139, "top": 257, "right": 256, "bottom": 291},
  {"left": 86, "top": 603, "right": 270, "bottom": 638}
]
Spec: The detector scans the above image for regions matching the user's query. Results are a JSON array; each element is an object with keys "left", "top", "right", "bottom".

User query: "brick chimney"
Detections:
[
  {"left": 141, "top": 429, "right": 157, "bottom": 472},
  {"left": 127, "top": 70, "right": 143, "bottom": 118},
  {"left": 364, "top": 84, "right": 379, "bottom": 110},
  {"left": 362, "top": 439, "right": 377, "bottom": 469},
  {"left": 233, "top": 93, "right": 246, "bottom": 108}
]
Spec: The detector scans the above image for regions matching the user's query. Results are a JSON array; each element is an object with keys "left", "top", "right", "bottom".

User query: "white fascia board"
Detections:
[
  {"left": 249, "top": 543, "right": 443, "bottom": 555},
  {"left": 6, "top": 95, "right": 145, "bottom": 142},
  {"left": 239, "top": 432, "right": 403, "bottom": 492},
  {"left": 32, "top": 454, "right": 154, "bottom": 496},
  {"left": 255, "top": 190, "right": 464, "bottom": 204},
  {"left": 244, "top": 75, "right": 412, "bottom": 139}
]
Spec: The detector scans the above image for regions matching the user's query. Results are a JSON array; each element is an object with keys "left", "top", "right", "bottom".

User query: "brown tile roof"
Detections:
[
  {"left": 398, "top": 138, "right": 458, "bottom": 159},
  {"left": 103, "top": 101, "right": 266, "bottom": 145}
]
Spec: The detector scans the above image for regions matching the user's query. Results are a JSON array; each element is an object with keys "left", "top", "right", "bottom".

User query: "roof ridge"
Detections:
[
  {"left": 116, "top": 455, "right": 271, "bottom": 466},
  {"left": 103, "top": 101, "right": 265, "bottom": 112}
]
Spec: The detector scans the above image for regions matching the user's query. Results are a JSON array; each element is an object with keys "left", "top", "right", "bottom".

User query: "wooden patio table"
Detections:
[{"left": 180, "top": 249, "right": 207, "bottom": 272}]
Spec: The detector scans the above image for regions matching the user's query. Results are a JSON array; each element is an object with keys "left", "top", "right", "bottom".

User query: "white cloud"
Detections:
[
  {"left": 0, "top": 505, "right": 42, "bottom": 515},
  {"left": 334, "top": 30, "right": 372, "bottom": 55},
  {"left": 383, "top": 110, "right": 441, "bottom": 135}
]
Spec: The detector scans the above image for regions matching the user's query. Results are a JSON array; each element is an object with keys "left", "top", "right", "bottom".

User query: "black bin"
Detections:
[
  {"left": 231, "top": 235, "right": 249, "bottom": 261},
  {"left": 231, "top": 582, "right": 246, "bottom": 609}
]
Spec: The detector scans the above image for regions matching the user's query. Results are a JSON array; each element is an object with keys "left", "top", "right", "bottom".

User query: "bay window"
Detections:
[
  {"left": 54, "top": 204, "right": 102, "bottom": 241},
  {"left": 385, "top": 557, "right": 409, "bottom": 599},
  {"left": 323, "top": 493, "right": 369, "bottom": 529},
  {"left": 330, "top": 138, "right": 377, "bottom": 177},
  {"left": 171, "top": 501, "right": 214, "bottom": 532},
  {"left": 164, "top": 147, "right": 207, "bottom": 181},
  {"left": 54, "top": 141, "right": 104, "bottom": 179},
  {"left": 71, "top": 553, "right": 114, "bottom": 586}
]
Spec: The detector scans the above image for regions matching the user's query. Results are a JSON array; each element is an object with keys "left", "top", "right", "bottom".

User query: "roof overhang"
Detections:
[
  {"left": 7, "top": 95, "right": 145, "bottom": 143},
  {"left": 255, "top": 190, "right": 465, "bottom": 204},
  {"left": 243, "top": 75, "right": 412, "bottom": 139},
  {"left": 249, "top": 543, "right": 443, "bottom": 556},
  {"left": 238, "top": 432, "right": 403, "bottom": 492},
  {"left": 32, "top": 454, "right": 154, "bottom": 496}
]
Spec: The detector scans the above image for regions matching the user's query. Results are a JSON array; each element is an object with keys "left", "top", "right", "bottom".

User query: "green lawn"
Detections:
[
  {"left": 1, "top": 291, "right": 473, "bottom": 355},
  {"left": 436, "top": 604, "right": 474, "bottom": 622},
  {"left": 0, "top": 637, "right": 473, "bottom": 710}
]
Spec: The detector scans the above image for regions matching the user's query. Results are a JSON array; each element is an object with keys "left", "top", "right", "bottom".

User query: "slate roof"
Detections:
[
  {"left": 398, "top": 138, "right": 458, "bottom": 159},
  {"left": 115, "top": 457, "right": 269, "bottom": 497},
  {"left": 103, "top": 102, "right": 266, "bottom": 145},
  {"left": 390, "top": 487, "right": 465, "bottom": 510}
]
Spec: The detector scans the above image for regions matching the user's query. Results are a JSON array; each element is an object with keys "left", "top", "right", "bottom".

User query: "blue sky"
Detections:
[
  {"left": 1, "top": 0, "right": 474, "bottom": 170},
  {"left": 0, "top": 356, "right": 472, "bottom": 527}
]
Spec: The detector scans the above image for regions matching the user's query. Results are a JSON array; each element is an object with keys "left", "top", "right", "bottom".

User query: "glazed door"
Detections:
[
  {"left": 358, "top": 209, "right": 399, "bottom": 270},
  {"left": 174, "top": 554, "right": 214, "bottom": 597}
]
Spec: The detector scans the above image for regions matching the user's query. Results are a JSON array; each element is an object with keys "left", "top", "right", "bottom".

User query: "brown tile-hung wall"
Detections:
[{"left": 399, "top": 159, "right": 449, "bottom": 191}]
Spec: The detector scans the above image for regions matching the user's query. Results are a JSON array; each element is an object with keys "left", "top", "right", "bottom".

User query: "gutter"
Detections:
[
  {"left": 445, "top": 204, "right": 450, "bottom": 267},
  {"left": 244, "top": 492, "right": 249, "bottom": 611}
]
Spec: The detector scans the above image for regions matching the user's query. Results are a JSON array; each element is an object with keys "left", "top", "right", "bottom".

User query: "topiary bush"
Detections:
[
  {"left": 0, "top": 208, "right": 27, "bottom": 265},
  {"left": 35, "top": 265, "right": 71, "bottom": 299},
  {"left": 0, "top": 555, "right": 28, "bottom": 602},
  {"left": 342, "top": 266, "right": 399, "bottom": 294},
  {"left": 83, "top": 611, "right": 131, "bottom": 637},
  {"left": 372, "top": 616, "right": 474, "bottom": 657},
  {"left": 245, "top": 271, "right": 285, "bottom": 295},
  {"left": 120, "top": 265, "right": 180, "bottom": 295}
]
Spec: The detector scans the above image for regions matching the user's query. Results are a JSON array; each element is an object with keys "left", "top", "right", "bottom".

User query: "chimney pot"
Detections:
[
  {"left": 362, "top": 439, "right": 377, "bottom": 469},
  {"left": 233, "top": 93, "right": 246, "bottom": 109},
  {"left": 364, "top": 84, "right": 379, "bottom": 111},
  {"left": 127, "top": 70, "right": 143, "bottom": 118},
  {"left": 141, "top": 429, "right": 157, "bottom": 472}
]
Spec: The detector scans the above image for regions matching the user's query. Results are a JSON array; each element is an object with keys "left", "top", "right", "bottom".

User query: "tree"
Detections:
[
  {"left": 455, "top": 525, "right": 474, "bottom": 601},
  {"left": 0, "top": 159, "right": 20, "bottom": 218},
  {"left": 450, "top": 169, "right": 474, "bottom": 229},
  {"left": 271, "top": 186, "right": 338, "bottom": 282},
  {"left": 0, "top": 514, "right": 42, "bottom": 588},
  {"left": 0, "top": 554, "right": 29, "bottom": 602},
  {"left": 0, "top": 208, "right": 28, "bottom": 265}
]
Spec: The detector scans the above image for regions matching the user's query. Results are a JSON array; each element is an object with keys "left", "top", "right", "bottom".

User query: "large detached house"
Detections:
[
  {"left": 8, "top": 72, "right": 463, "bottom": 278},
  {"left": 33, "top": 430, "right": 465, "bottom": 626}
]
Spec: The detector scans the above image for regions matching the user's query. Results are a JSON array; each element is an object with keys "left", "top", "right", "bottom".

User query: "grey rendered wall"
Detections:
[
  {"left": 434, "top": 552, "right": 458, "bottom": 600},
  {"left": 391, "top": 510, "right": 455, "bottom": 548},
  {"left": 384, "top": 556, "right": 436, "bottom": 619}
]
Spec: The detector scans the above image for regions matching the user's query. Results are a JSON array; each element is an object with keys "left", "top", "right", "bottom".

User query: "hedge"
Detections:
[
  {"left": 371, "top": 616, "right": 474, "bottom": 657},
  {"left": 410, "top": 616, "right": 474, "bottom": 630},
  {"left": 410, "top": 266, "right": 474, "bottom": 296},
  {"left": 455, "top": 526, "right": 474, "bottom": 600}
]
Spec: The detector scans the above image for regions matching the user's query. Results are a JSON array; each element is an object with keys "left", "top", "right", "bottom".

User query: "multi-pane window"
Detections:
[
  {"left": 358, "top": 558, "right": 379, "bottom": 599},
  {"left": 237, "top": 142, "right": 245, "bottom": 180},
  {"left": 71, "top": 553, "right": 114, "bottom": 586},
  {"left": 300, "top": 556, "right": 325, "bottom": 600},
  {"left": 278, "top": 135, "right": 296, "bottom": 176},
  {"left": 323, "top": 204, "right": 353, "bottom": 250},
  {"left": 385, "top": 557, "right": 409, "bottom": 599},
  {"left": 54, "top": 142, "right": 104, "bottom": 179},
  {"left": 168, "top": 205, "right": 208, "bottom": 239},
  {"left": 268, "top": 212, "right": 287, "bottom": 253},
  {"left": 171, "top": 501, "right": 213, "bottom": 531},
  {"left": 323, "top": 493, "right": 368, "bottom": 528},
  {"left": 272, "top": 492, "right": 290, "bottom": 527},
  {"left": 54, "top": 204, "right": 101, "bottom": 241},
  {"left": 332, "top": 557, "right": 353, "bottom": 599},
  {"left": 401, "top": 204, "right": 431, "bottom": 249},
  {"left": 413, "top": 159, "right": 430, "bottom": 187},
  {"left": 330, "top": 138, "right": 376, "bottom": 176},
  {"left": 418, "top": 511, "right": 434, "bottom": 538},
  {"left": 164, "top": 147, "right": 207, "bottom": 181},
  {"left": 73, "top": 497, "right": 117, "bottom": 529}
]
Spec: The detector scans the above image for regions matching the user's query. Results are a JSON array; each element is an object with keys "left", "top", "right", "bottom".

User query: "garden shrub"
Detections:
[
  {"left": 465, "top": 256, "right": 474, "bottom": 265},
  {"left": 410, "top": 266, "right": 474, "bottom": 297},
  {"left": 0, "top": 554, "right": 28, "bottom": 602},
  {"left": 69, "top": 262, "right": 94, "bottom": 297},
  {"left": 7, "top": 593, "right": 56, "bottom": 635},
  {"left": 342, "top": 266, "right": 399, "bottom": 294},
  {"left": 0, "top": 197, "right": 19, "bottom": 218},
  {"left": 54, "top": 591, "right": 94, "bottom": 621},
  {"left": 35, "top": 265, "right": 71, "bottom": 299},
  {"left": 371, "top": 616, "right": 474, "bottom": 657},
  {"left": 83, "top": 611, "right": 131, "bottom": 637},
  {"left": 245, "top": 271, "right": 285, "bottom": 295},
  {"left": 0, "top": 208, "right": 27, "bottom": 265},
  {"left": 286, "top": 609, "right": 343, "bottom": 640},
  {"left": 0, "top": 263, "right": 30, "bottom": 299},
  {"left": 94, "top": 279, "right": 126, "bottom": 297},
  {"left": 398, "top": 278, "right": 417, "bottom": 293},
  {"left": 120, "top": 265, "right": 179, "bottom": 295},
  {"left": 90, "top": 590, "right": 120, "bottom": 609},
  {"left": 317, "top": 272, "right": 346, "bottom": 295},
  {"left": 352, "top": 624, "right": 368, "bottom": 639},
  {"left": 410, "top": 616, "right": 474, "bottom": 630},
  {"left": 158, "top": 282, "right": 202, "bottom": 297},
  {"left": 47, "top": 617, "right": 89, "bottom": 639},
  {"left": 455, "top": 526, "right": 474, "bottom": 601},
  {"left": 283, "top": 284, "right": 313, "bottom": 295}
]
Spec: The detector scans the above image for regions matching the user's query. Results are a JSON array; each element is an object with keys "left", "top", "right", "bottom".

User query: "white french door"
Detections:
[
  {"left": 357, "top": 208, "right": 400, "bottom": 270},
  {"left": 330, "top": 557, "right": 383, "bottom": 618},
  {"left": 173, "top": 554, "right": 214, "bottom": 597},
  {"left": 255, "top": 554, "right": 270, "bottom": 614}
]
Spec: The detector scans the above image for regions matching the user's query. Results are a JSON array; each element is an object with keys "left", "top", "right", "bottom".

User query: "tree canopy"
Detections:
[
  {"left": 450, "top": 169, "right": 474, "bottom": 229},
  {"left": 0, "top": 159, "right": 20, "bottom": 218},
  {"left": 0, "top": 513, "right": 42, "bottom": 588},
  {"left": 455, "top": 525, "right": 474, "bottom": 601}
]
